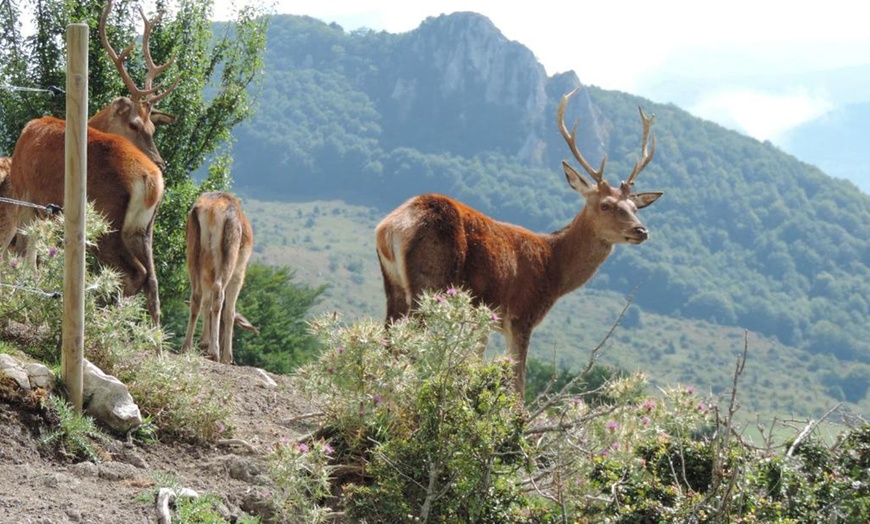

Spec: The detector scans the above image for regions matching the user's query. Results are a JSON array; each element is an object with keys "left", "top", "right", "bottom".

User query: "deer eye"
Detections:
[{"left": 600, "top": 203, "right": 612, "bottom": 212}]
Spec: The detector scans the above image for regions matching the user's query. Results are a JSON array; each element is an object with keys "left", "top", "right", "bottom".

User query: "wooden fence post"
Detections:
[{"left": 63, "top": 23, "right": 88, "bottom": 414}]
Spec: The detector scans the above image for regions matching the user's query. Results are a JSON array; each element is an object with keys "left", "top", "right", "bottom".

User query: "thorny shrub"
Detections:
[
  {"left": 291, "top": 289, "right": 870, "bottom": 524},
  {"left": 295, "top": 288, "right": 529, "bottom": 522},
  {"left": 266, "top": 438, "right": 334, "bottom": 523}
]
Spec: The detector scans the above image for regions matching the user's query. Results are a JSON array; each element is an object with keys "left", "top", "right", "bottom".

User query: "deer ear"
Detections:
[
  {"left": 631, "top": 191, "right": 663, "bottom": 209},
  {"left": 111, "top": 97, "right": 134, "bottom": 119},
  {"left": 562, "top": 161, "right": 595, "bottom": 198},
  {"left": 150, "top": 108, "right": 176, "bottom": 126}
]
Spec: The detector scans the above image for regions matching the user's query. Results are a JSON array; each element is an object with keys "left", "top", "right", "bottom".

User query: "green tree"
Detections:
[
  {"left": 0, "top": 0, "right": 269, "bottom": 309},
  {"left": 230, "top": 263, "right": 326, "bottom": 374}
]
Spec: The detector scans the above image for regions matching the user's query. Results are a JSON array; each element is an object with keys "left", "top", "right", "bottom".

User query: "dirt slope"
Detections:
[{"left": 0, "top": 357, "right": 320, "bottom": 523}]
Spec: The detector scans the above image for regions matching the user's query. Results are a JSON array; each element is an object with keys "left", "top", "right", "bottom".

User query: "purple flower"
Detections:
[
  {"left": 47, "top": 246, "right": 58, "bottom": 257},
  {"left": 322, "top": 443, "right": 334, "bottom": 455},
  {"left": 336, "top": 346, "right": 344, "bottom": 354},
  {"left": 642, "top": 399, "right": 656, "bottom": 412},
  {"left": 446, "top": 287, "right": 457, "bottom": 296},
  {"left": 641, "top": 416, "right": 650, "bottom": 425},
  {"left": 491, "top": 312, "right": 500, "bottom": 322},
  {"left": 435, "top": 294, "right": 445, "bottom": 303},
  {"left": 296, "top": 443, "right": 309, "bottom": 453},
  {"left": 685, "top": 386, "right": 695, "bottom": 395},
  {"left": 697, "top": 401, "right": 706, "bottom": 411},
  {"left": 373, "top": 394, "right": 382, "bottom": 405},
  {"left": 605, "top": 421, "right": 619, "bottom": 432}
]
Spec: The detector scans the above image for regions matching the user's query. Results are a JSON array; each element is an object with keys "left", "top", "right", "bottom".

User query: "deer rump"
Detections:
[
  {"left": 8, "top": 116, "right": 163, "bottom": 311},
  {"left": 183, "top": 191, "right": 256, "bottom": 364}
]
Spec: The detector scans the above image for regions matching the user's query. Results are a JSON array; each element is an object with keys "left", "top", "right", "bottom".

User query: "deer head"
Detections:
[
  {"left": 557, "top": 88, "right": 663, "bottom": 245},
  {"left": 92, "top": 0, "right": 179, "bottom": 170}
]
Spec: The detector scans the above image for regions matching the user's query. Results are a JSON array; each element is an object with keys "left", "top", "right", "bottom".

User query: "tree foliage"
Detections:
[
  {"left": 0, "top": 0, "right": 269, "bottom": 307},
  {"left": 230, "top": 263, "right": 326, "bottom": 374}
]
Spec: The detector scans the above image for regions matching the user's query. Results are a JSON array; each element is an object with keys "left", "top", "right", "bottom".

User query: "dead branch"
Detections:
[{"left": 786, "top": 402, "right": 843, "bottom": 457}]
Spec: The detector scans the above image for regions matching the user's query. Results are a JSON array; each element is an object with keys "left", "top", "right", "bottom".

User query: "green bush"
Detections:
[
  {"left": 296, "top": 289, "right": 530, "bottom": 522},
  {"left": 39, "top": 394, "right": 108, "bottom": 462}
]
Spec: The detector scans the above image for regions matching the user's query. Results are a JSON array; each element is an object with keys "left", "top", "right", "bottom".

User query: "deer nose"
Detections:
[{"left": 634, "top": 226, "right": 649, "bottom": 240}]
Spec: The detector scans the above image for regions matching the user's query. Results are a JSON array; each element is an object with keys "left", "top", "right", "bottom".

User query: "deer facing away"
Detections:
[
  {"left": 181, "top": 191, "right": 257, "bottom": 364},
  {"left": 375, "top": 88, "right": 663, "bottom": 394},
  {"left": 0, "top": 0, "right": 178, "bottom": 325}
]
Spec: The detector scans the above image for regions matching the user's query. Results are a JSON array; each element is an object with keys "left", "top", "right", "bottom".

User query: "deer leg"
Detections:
[
  {"left": 0, "top": 201, "right": 19, "bottom": 258},
  {"left": 205, "top": 280, "right": 225, "bottom": 362},
  {"left": 504, "top": 321, "right": 532, "bottom": 396},
  {"left": 121, "top": 221, "right": 160, "bottom": 326},
  {"left": 377, "top": 248, "right": 411, "bottom": 324},
  {"left": 381, "top": 270, "right": 410, "bottom": 323},
  {"left": 219, "top": 259, "right": 248, "bottom": 365},
  {"left": 181, "top": 276, "right": 202, "bottom": 353},
  {"left": 199, "top": 288, "right": 214, "bottom": 355},
  {"left": 9, "top": 206, "right": 38, "bottom": 271},
  {"left": 140, "top": 222, "right": 160, "bottom": 326}
]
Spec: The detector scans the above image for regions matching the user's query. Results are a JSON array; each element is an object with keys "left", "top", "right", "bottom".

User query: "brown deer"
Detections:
[
  {"left": 181, "top": 191, "right": 257, "bottom": 364},
  {"left": 375, "top": 88, "right": 663, "bottom": 394},
  {"left": 0, "top": 157, "right": 15, "bottom": 257},
  {"left": 0, "top": 0, "right": 178, "bottom": 325}
]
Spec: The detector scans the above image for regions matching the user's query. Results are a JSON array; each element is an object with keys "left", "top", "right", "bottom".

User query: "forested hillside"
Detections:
[{"left": 222, "top": 12, "right": 870, "bottom": 409}]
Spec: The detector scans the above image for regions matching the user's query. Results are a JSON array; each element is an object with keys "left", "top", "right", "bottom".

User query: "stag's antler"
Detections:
[
  {"left": 624, "top": 106, "right": 656, "bottom": 188},
  {"left": 557, "top": 88, "right": 607, "bottom": 184},
  {"left": 99, "top": 0, "right": 179, "bottom": 104}
]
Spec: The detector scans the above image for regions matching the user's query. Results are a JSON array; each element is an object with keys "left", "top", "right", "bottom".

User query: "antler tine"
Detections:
[
  {"left": 557, "top": 88, "right": 607, "bottom": 184},
  {"left": 625, "top": 106, "right": 656, "bottom": 187},
  {"left": 99, "top": 0, "right": 178, "bottom": 105},
  {"left": 137, "top": 6, "right": 179, "bottom": 104},
  {"left": 99, "top": 0, "right": 143, "bottom": 101}
]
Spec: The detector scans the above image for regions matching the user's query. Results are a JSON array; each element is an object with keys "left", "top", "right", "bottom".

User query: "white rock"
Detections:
[{"left": 82, "top": 359, "right": 142, "bottom": 433}]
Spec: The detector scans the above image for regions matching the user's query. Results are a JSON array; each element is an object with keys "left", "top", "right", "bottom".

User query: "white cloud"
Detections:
[{"left": 690, "top": 89, "right": 834, "bottom": 143}]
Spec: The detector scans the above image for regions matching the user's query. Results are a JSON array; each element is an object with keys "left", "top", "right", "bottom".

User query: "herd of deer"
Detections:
[{"left": 0, "top": 1, "right": 663, "bottom": 396}]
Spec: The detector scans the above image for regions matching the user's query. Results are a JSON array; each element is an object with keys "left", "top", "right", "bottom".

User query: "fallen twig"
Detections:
[
  {"left": 216, "top": 438, "right": 259, "bottom": 453},
  {"left": 156, "top": 487, "right": 199, "bottom": 524}
]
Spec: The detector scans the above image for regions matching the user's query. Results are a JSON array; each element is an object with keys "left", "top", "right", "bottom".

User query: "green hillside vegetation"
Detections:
[
  {"left": 243, "top": 198, "right": 869, "bottom": 423},
  {"left": 225, "top": 14, "right": 870, "bottom": 415}
]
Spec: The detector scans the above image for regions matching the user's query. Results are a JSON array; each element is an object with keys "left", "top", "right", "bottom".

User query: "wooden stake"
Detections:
[{"left": 63, "top": 23, "right": 88, "bottom": 413}]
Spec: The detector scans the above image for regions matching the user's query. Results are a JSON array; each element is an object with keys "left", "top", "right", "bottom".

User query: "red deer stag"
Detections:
[
  {"left": 376, "top": 88, "right": 663, "bottom": 394},
  {"left": 0, "top": 0, "right": 178, "bottom": 325},
  {"left": 181, "top": 191, "right": 257, "bottom": 364}
]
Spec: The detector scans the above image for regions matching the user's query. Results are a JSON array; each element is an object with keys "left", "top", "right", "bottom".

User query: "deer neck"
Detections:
[
  {"left": 547, "top": 208, "right": 614, "bottom": 295},
  {"left": 87, "top": 106, "right": 113, "bottom": 132}
]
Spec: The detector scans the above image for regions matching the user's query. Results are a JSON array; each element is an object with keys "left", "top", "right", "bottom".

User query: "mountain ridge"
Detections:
[{"left": 225, "top": 12, "right": 870, "bottom": 414}]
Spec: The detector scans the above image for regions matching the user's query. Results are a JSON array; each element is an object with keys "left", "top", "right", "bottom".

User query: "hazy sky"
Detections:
[{"left": 213, "top": 0, "right": 870, "bottom": 144}]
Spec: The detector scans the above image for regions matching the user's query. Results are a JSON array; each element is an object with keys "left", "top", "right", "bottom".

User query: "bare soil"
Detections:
[{"left": 0, "top": 355, "right": 321, "bottom": 524}]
